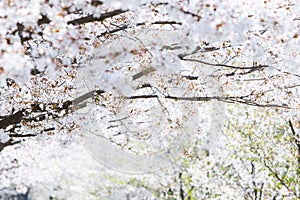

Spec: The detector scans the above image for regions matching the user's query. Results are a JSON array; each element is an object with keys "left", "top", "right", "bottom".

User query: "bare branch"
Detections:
[
  {"left": 132, "top": 67, "right": 155, "bottom": 80},
  {"left": 72, "top": 89, "right": 105, "bottom": 106},
  {"left": 288, "top": 120, "right": 300, "bottom": 177},
  {"left": 178, "top": 8, "right": 202, "bottom": 21},
  {"left": 98, "top": 21, "right": 182, "bottom": 38},
  {"left": 0, "top": 110, "right": 24, "bottom": 129},
  {"left": 263, "top": 159, "right": 298, "bottom": 198},
  {"left": 9, "top": 133, "right": 37, "bottom": 138},
  {"left": 179, "top": 56, "right": 268, "bottom": 70},
  {"left": 67, "top": 9, "right": 128, "bottom": 25},
  {"left": 125, "top": 93, "right": 289, "bottom": 108},
  {"left": 0, "top": 139, "right": 21, "bottom": 152}
]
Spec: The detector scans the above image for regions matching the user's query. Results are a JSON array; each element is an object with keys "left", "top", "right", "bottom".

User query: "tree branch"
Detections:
[
  {"left": 179, "top": 56, "right": 268, "bottom": 70},
  {"left": 0, "top": 110, "right": 24, "bottom": 129},
  {"left": 98, "top": 21, "right": 182, "bottom": 38},
  {"left": 178, "top": 8, "right": 202, "bottom": 21},
  {"left": 288, "top": 120, "right": 300, "bottom": 177},
  {"left": 0, "top": 139, "right": 21, "bottom": 152},
  {"left": 125, "top": 94, "right": 289, "bottom": 108},
  {"left": 0, "top": 81, "right": 291, "bottom": 153},
  {"left": 67, "top": 9, "right": 128, "bottom": 25},
  {"left": 263, "top": 159, "right": 298, "bottom": 198}
]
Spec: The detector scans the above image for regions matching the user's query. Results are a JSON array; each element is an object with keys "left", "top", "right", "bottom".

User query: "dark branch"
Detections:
[
  {"left": 0, "top": 139, "right": 21, "bottom": 152},
  {"left": 179, "top": 8, "right": 202, "bottom": 21},
  {"left": 289, "top": 120, "right": 297, "bottom": 136},
  {"left": 179, "top": 56, "right": 268, "bottom": 70},
  {"left": 0, "top": 88, "right": 288, "bottom": 133},
  {"left": 150, "top": 21, "right": 182, "bottom": 25},
  {"left": 288, "top": 120, "right": 300, "bottom": 177},
  {"left": 263, "top": 159, "right": 298, "bottom": 198},
  {"left": 98, "top": 21, "right": 182, "bottom": 38},
  {"left": 72, "top": 89, "right": 105, "bottom": 106},
  {"left": 37, "top": 14, "right": 51, "bottom": 26},
  {"left": 67, "top": 9, "right": 128, "bottom": 25},
  {"left": 15, "top": 23, "right": 33, "bottom": 44},
  {"left": 125, "top": 94, "right": 289, "bottom": 108},
  {"left": 98, "top": 24, "right": 129, "bottom": 37},
  {"left": 132, "top": 67, "right": 155, "bottom": 80},
  {"left": 0, "top": 110, "right": 24, "bottom": 129},
  {"left": 9, "top": 133, "right": 37, "bottom": 138}
]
